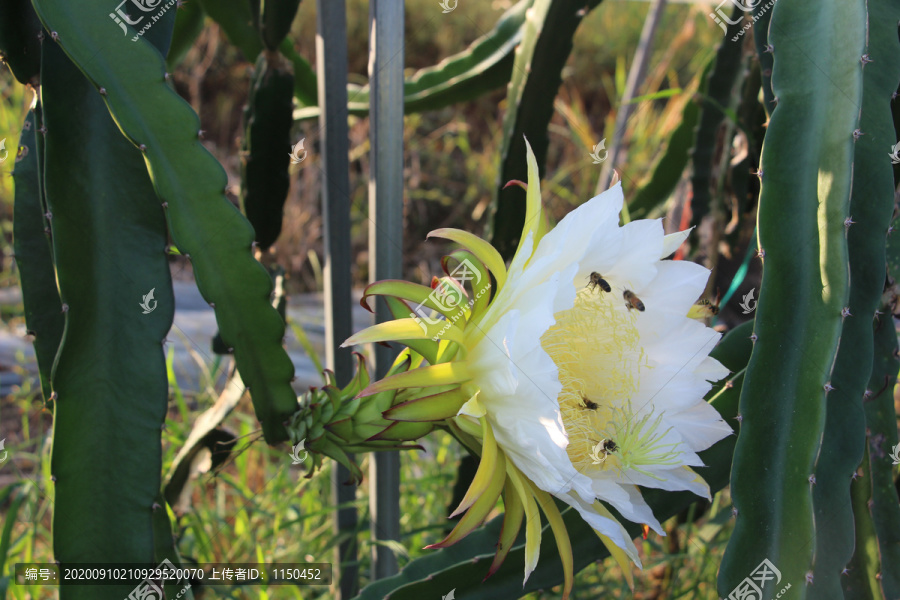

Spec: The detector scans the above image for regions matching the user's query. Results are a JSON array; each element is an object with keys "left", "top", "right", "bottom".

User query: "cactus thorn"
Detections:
[
  {"left": 864, "top": 389, "right": 873, "bottom": 399},
  {"left": 162, "top": 338, "right": 170, "bottom": 345},
  {"left": 752, "top": 168, "right": 763, "bottom": 178},
  {"left": 763, "top": 44, "right": 774, "bottom": 53},
  {"left": 851, "top": 469, "right": 861, "bottom": 480},
  {"left": 724, "top": 379, "right": 734, "bottom": 389},
  {"left": 841, "top": 307, "right": 851, "bottom": 318},
  {"left": 771, "top": 95, "right": 779, "bottom": 105},
  {"left": 151, "top": 502, "right": 162, "bottom": 510},
  {"left": 861, "top": 54, "right": 873, "bottom": 64},
  {"left": 735, "top": 414, "right": 743, "bottom": 423},
  {"left": 756, "top": 248, "right": 765, "bottom": 259},
  {"left": 139, "top": 144, "right": 147, "bottom": 152},
  {"left": 99, "top": 87, "right": 107, "bottom": 96},
  {"left": 208, "top": 302, "right": 215, "bottom": 308},
  {"left": 161, "top": 202, "right": 168, "bottom": 208},
  {"left": 38, "top": 126, "right": 47, "bottom": 135},
  {"left": 805, "top": 572, "right": 814, "bottom": 585},
  {"left": 44, "top": 227, "right": 51, "bottom": 235},
  {"left": 749, "top": 333, "right": 758, "bottom": 342},
  {"left": 61, "top": 303, "right": 69, "bottom": 313},
  {"left": 852, "top": 128, "right": 864, "bottom": 140},
  {"left": 888, "top": 225, "right": 895, "bottom": 235},
  {"left": 50, "top": 392, "right": 58, "bottom": 401},
  {"left": 876, "top": 573, "right": 882, "bottom": 581},
  {"left": 228, "top": 347, "right": 234, "bottom": 353},
  {"left": 198, "top": 130, "right": 206, "bottom": 139},
  {"left": 50, "top": 31, "right": 58, "bottom": 41},
  {"left": 37, "top": 31, "right": 44, "bottom": 41},
  {"left": 824, "top": 382, "right": 834, "bottom": 392},
  {"left": 26, "top": 329, "right": 36, "bottom": 337},
  {"left": 160, "top": 423, "right": 166, "bottom": 431},
  {"left": 44, "top": 211, "right": 52, "bottom": 220},
  {"left": 868, "top": 499, "right": 875, "bottom": 510},
  {"left": 808, "top": 474, "right": 816, "bottom": 485},
  {"left": 893, "top": 91, "right": 898, "bottom": 100},
  {"left": 844, "top": 216, "right": 855, "bottom": 228},
  {"left": 50, "top": 475, "right": 57, "bottom": 482},
  {"left": 731, "top": 506, "right": 738, "bottom": 517},
  {"left": 164, "top": 72, "right": 171, "bottom": 81},
  {"left": 185, "top": 253, "right": 191, "bottom": 259}
]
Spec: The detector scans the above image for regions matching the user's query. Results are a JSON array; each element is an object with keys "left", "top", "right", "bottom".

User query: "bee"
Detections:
[
  {"left": 587, "top": 272, "right": 611, "bottom": 293},
  {"left": 623, "top": 289, "right": 645, "bottom": 311},
  {"left": 591, "top": 438, "right": 618, "bottom": 463},
  {"left": 697, "top": 298, "right": 719, "bottom": 315},
  {"left": 579, "top": 394, "right": 599, "bottom": 410},
  {"left": 688, "top": 291, "right": 721, "bottom": 320}
]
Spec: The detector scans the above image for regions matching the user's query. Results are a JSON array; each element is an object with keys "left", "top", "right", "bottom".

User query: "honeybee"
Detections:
[
  {"left": 587, "top": 272, "right": 611, "bottom": 293},
  {"left": 688, "top": 291, "right": 721, "bottom": 320},
  {"left": 579, "top": 394, "right": 599, "bottom": 410},
  {"left": 590, "top": 438, "right": 618, "bottom": 463},
  {"left": 623, "top": 289, "right": 645, "bottom": 311},
  {"left": 697, "top": 298, "right": 719, "bottom": 315}
]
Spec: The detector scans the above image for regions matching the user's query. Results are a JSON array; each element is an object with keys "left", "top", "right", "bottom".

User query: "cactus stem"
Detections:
[{"left": 99, "top": 87, "right": 107, "bottom": 96}]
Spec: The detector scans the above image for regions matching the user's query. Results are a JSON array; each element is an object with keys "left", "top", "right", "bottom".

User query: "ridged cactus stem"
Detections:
[
  {"left": 811, "top": 0, "right": 900, "bottom": 592},
  {"left": 718, "top": 0, "right": 865, "bottom": 597}
]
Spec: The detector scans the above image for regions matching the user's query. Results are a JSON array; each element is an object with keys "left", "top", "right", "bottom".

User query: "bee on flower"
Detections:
[{"left": 340, "top": 138, "right": 732, "bottom": 597}]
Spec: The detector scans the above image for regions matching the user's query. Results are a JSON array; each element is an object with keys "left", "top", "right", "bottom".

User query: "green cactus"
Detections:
[
  {"left": 752, "top": 1, "right": 776, "bottom": 115},
  {"left": 241, "top": 51, "right": 295, "bottom": 250},
  {"left": 488, "top": 0, "right": 602, "bottom": 260},
  {"left": 31, "top": 0, "right": 299, "bottom": 444},
  {"left": 719, "top": 1, "right": 865, "bottom": 596},
  {"left": 40, "top": 29, "right": 176, "bottom": 599},
  {"left": 0, "top": 0, "right": 41, "bottom": 84},
  {"left": 858, "top": 306, "right": 900, "bottom": 598},
  {"left": 12, "top": 108, "right": 63, "bottom": 401},
  {"left": 195, "top": 0, "right": 262, "bottom": 60},
  {"left": 843, "top": 447, "right": 883, "bottom": 600},
  {"left": 166, "top": 0, "right": 205, "bottom": 69},
  {"left": 689, "top": 3, "right": 745, "bottom": 230},
  {"left": 259, "top": 0, "right": 301, "bottom": 51},
  {"left": 811, "top": 0, "right": 900, "bottom": 591},
  {"left": 292, "top": 0, "right": 533, "bottom": 121}
]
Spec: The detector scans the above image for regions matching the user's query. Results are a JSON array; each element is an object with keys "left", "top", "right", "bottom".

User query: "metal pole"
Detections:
[
  {"left": 316, "top": 1, "right": 357, "bottom": 597},
  {"left": 367, "top": 0, "right": 404, "bottom": 580},
  {"left": 595, "top": 0, "right": 667, "bottom": 193}
]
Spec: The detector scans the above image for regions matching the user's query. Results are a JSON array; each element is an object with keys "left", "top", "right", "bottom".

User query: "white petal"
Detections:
[
  {"left": 555, "top": 490, "right": 643, "bottom": 568},
  {"left": 661, "top": 228, "right": 693, "bottom": 258}
]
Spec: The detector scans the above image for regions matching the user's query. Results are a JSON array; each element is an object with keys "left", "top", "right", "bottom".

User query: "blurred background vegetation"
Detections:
[{"left": 0, "top": 0, "right": 747, "bottom": 597}]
